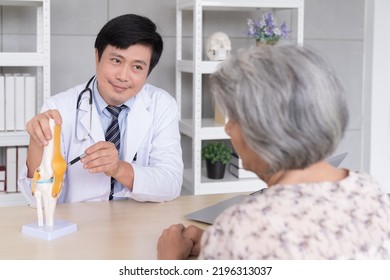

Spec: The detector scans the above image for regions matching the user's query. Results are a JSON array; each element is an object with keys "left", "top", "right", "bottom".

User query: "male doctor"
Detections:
[{"left": 18, "top": 14, "right": 183, "bottom": 204}]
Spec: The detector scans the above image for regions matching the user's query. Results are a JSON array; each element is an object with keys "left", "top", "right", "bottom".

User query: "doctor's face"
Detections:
[{"left": 95, "top": 44, "right": 152, "bottom": 106}]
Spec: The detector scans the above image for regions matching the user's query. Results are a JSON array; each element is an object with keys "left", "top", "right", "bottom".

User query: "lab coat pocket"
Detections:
[{"left": 134, "top": 145, "right": 150, "bottom": 166}]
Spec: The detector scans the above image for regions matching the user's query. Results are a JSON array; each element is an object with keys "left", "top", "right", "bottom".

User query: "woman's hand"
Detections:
[
  {"left": 157, "top": 224, "right": 194, "bottom": 260},
  {"left": 183, "top": 225, "right": 204, "bottom": 257}
]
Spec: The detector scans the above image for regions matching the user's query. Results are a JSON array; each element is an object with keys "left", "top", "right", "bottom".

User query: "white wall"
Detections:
[
  {"left": 302, "top": 0, "right": 365, "bottom": 172},
  {"left": 363, "top": 0, "right": 390, "bottom": 192},
  {"left": 0, "top": 0, "right": 375, "bottom": 185}
]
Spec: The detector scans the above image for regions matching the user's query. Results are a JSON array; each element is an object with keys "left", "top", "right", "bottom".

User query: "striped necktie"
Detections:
[{"left": 105, "top": 105, "right": 126, "bottom": 200}]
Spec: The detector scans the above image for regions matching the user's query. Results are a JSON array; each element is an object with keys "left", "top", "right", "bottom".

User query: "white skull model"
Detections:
[{"left": 206, "top": 32, "right": 231, "bottom": 61}]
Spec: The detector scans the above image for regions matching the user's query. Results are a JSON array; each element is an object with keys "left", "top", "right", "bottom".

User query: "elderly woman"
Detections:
[{"left": 157, "top": 45, "right": 390, "bottom": 259}]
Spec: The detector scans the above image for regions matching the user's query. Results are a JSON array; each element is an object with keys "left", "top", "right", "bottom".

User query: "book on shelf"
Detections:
[
  {"left": 0, "top": 165, "right": 5, "bottom": 192},
  {"left": 5, "top": 74, "right": 15, "bottom": 131},
  {"left": 230, "top": 152, "right": 244, "bottom": 168},
  {"left": 214, "top": 106, "right": 226, "bottom": 124},
  {"left": 0, "top": 75, "right": 4, "bottom": 131},
  {"left": 228, "top": 163, "right": 258, "bottom": 179},
  {"left": 0, "top": 73, "right": 36, "bottom": 131},
  {"left": 6, "top": 147, "right": 17, "bottom": 193},
  {"left": 25, "top": 75, "right": 36, "bottom": 125},
  {"left": 14, "top": 74, "right": 25, "bottom": 131},
  {"left": 16, "top": 146, "right": 27, "bottom": 192}
]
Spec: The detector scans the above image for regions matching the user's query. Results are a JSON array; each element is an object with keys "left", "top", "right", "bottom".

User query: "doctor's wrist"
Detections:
[{"left": 111, "top": 161, "right": 134, "bottom": 191}]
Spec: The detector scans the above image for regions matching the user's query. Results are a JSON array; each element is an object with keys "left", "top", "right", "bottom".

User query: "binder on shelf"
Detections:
[
  {"left": 230, "top": 152, "right": 244, "bottom": 168},
  {"left": 228, "top": 163, "right": 257, "bottom": 179},
  {"left": 6, "top": 147, "right": 17, "bottom": 193},
  {"left": 25, "top": 75, "right": 36, "bottom": 124},
  {"left": 0, "top": 75, "right": 4, "bottom": 131},
  {"left": 14, "top": 74, "right": 25, "bottom": 131},
  {"left": 0, "top": 165, "right": 6, "bottom": 192},
  {"left": 17, "top": 146, "right": 28, "bottom": 192},
  {"left": 5, "top": 74, "right": 15, "bottom": 131},
  {"left": 214, "top": 106, "right": 226, "bottom": 124}
]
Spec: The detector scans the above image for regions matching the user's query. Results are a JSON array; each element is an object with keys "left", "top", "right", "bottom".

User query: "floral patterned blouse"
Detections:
[{"left": 199, "top": 171, "right": 390, "bottom": 259}]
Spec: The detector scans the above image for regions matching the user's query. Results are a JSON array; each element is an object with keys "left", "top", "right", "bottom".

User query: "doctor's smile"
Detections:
[
  {"left": 111, "top": 83, "right": 130, "bottom": 92},
  {"left": 108, "top": 80, "right": 134, "bottom": 95}
]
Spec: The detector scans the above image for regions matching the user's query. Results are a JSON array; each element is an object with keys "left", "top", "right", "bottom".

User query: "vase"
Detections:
[
  {"left": 256, "top": 39, "right": 278, "bottom": 47},
  {"left": 206, "top": 160, "right": 226, "bottom": 179}
]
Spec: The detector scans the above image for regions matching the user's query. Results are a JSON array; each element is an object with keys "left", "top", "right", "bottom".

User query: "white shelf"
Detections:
[
  {"left": 0, "top": 0, "right": 49, "bottom": 143},
  {"left": 0, "top": 0, "right": 42, "bottom": 6},
  {"left": 178, "top": 0, "right": 303, "bottom": 10},
  {"left": 176, "top": 0, "right": 304, "bottom": 195},
  {"left": 178, "top": 60, "right": 223, "bottom": 74},
  {"left": 0, "top": 0, "right": 50, "bottom": 205},
  {"left": 0, "top": 132, "right": 29, "bottom": 147},
  {"left": 182, "top": 168, "right": 266, "bottom": 195},
  {"left": 0, "top": 52, "right": 47, "bottom": 67},
  {"left": 180, "top": 118, "right": 228, "bottom": 139}
]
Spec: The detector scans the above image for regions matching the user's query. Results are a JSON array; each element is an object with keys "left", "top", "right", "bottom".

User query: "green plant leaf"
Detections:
[{"left": 201, "top": 142, "right": 232, "bottom": 164}]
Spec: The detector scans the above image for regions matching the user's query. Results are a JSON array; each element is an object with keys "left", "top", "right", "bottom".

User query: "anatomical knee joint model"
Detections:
[{"left": 31, "top": 119, "right": 67, "bottom": 227}]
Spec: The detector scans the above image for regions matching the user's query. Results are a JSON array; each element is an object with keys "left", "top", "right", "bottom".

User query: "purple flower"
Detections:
[
  {"left": 280, "top": 22, "right": 289, "bottom": 39},
  {"left": 265, "top": 26, "right": 274, "bottom": 37},
  {"left": 264, "top": 12, "right": 275, "bottom": 28},
  {"left": 246, "top": 12, "right": 289, "bottom": 43}
]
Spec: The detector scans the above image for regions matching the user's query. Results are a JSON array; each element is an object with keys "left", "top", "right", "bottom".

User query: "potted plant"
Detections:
[
  {"left": 247, "top": 12, "right": 289, "bottom": 46},
  {"left": 201, "top": 142, "right": 232, "bottom": 179}
]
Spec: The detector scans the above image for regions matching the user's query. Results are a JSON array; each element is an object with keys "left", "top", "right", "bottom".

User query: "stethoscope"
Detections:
[
  {"left": 75, "top": 75, "right": 95, "bottom": 141},
  {"left": 73, "top": 75, "right": 138, "bottom": 163}
]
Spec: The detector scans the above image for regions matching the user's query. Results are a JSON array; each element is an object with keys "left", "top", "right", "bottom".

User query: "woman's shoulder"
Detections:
[
  {"left": 339, "top": 170, "right": 388, "bottom": 197},
  {"left": 345, "top": 170, "right": 380, "bottom": 185},
  {"left": 201, "top": 172, "right": 390, "bottom": 259},
  {"left": 211, "top": 193, "right": 277, "bottom": 231},
  {"left": 211, "top": 170, "right": 389, "bottom": 234}
]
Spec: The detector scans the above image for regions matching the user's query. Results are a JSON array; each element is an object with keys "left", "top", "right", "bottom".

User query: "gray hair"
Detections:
[{"left": 210, "top": 44, "right": 348, "bottom": 174}]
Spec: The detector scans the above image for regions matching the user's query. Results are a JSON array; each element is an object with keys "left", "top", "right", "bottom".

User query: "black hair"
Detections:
[{"left": 94, "top": 14, "right": 163, "bottom": 75}]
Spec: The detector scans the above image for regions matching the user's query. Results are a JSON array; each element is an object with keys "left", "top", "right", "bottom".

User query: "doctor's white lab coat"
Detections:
[{"left": 18, "top": 81, "right": 183, "bottom": 205}]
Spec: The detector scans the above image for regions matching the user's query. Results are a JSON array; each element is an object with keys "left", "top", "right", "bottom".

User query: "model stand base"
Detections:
[{"left": 22, "top": 220, "right": 77, "bottom": 241}]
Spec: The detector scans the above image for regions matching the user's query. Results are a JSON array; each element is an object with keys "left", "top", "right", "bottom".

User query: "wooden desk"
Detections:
[{"left": 0, "top": 193, "right": 242, "bottom": 260}]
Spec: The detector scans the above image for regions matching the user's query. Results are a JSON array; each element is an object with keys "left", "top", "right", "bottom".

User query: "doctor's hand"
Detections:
[
  {"left": 81, "top": 141, "right": 121, "bottom": 177},
  {"left": 26, "top": 109, "right": 62, "bottom": 147}
]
